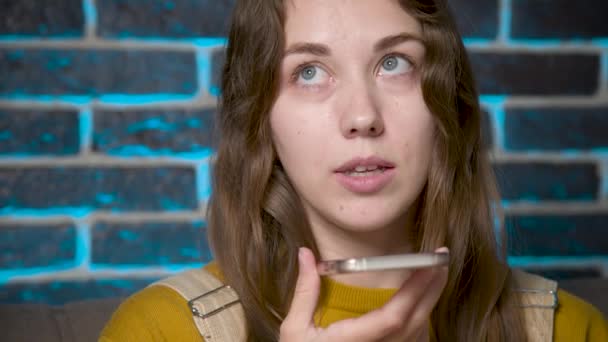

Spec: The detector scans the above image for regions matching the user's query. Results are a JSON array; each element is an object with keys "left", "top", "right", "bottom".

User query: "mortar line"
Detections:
[
  {"left": 507, "top": 256, "right": 608, "bottom": 268},
  {"left": 0, "top": 153, "right": 603, "bottom": 165},
  {"left": 82, "top": 0, "right": 98, "bottom": 40},
  {"left": 497, "top": 0, "right": 511, "bottom": 44},
  {"left": 79, "top": 106, "right": 94, "bottom": 155},
  {"left": 195, "top": 47, "right": 211, "bottom": 98},
  {"left": 0, "top": 96, "right": 218, "bottom": 109},
  {"left": 504, "top": 97, "right": 608, "bottom": 107},
  {"left": 489, "top": 152, "right": 606, "bottom": 163},
  {"left": 0, "top": 38, "right": 224, "bottom": 51},
  {"left": 469, "top": 41, "right": 605, "bottom": 51},
  {"left": 600, "top": 50, "right": 608, "bottom": 95},
  {"left": 503, "top": 202, "right": 608, "bottom": 214},
  {"left": 74, "top": 220, "right": 92, "bottom": 270},
  {"left": 600, "top": 159, "right": 608, "bottom": 202},
  {"left": 0, "top": 211, "right": 207, "bottom": 224},
  {"left": 1, "top": 95, "right": 604, "bottom": 110},
  {"left": 0, "top": 155, "right": 211, "bottom": 166},
  {"left": 2, "top": 266, "right": 199, "bottom": 284}
]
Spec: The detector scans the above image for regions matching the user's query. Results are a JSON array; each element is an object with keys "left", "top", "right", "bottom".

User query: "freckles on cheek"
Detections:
[
  {"left": 272, "top": 119, "right": 308, "bottom": 159},
  {"left": 271, "top": 97, "right": 333, "bottom": 163}
]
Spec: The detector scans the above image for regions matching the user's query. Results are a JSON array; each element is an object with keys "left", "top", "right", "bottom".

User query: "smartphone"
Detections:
[{"left": 317, "top": 252, "right": 449, "bottom": 275}]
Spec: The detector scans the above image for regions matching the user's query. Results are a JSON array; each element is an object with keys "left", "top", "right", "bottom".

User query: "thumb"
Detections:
[{"left": 284, "top": 247, "right": 321, "bottom": 327}]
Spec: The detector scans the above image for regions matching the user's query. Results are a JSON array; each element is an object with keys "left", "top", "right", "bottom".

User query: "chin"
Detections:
[{"left": 331, "top": 211, "right": 408, "bottom": 233}]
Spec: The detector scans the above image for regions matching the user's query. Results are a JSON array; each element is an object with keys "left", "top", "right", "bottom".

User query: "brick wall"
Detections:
[{"left": 0, "top": 0, "right": 607, "bottom": 304}]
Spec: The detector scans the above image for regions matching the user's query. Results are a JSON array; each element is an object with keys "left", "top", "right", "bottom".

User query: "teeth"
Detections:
[
  {"left": 354, "top": 165, "right": 379, "bottom": 172},
  {"left": 346, "top": 168, "right": 385, "bottom": 176}
]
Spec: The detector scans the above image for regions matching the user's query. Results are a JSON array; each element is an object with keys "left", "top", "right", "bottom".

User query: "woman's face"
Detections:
[{"left": 270, "top": 0, "right": 435, "bottom": 237}]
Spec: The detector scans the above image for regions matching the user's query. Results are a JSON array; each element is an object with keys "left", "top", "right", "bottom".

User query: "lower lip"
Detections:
[{"left": 334, "top": 168, "right": 396, "bottom": 194}]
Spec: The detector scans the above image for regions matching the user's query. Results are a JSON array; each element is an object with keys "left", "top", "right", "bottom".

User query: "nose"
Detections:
[{"left": 339, "top": 83, "right": 384, "bottom": 139}]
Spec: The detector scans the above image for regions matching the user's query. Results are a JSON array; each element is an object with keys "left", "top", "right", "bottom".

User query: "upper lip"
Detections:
[{"left": 334, "top": 156, "right": 395, "bottom": 173}]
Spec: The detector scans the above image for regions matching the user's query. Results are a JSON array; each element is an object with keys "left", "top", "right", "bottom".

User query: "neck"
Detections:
[{"left": 311, "top": 209, "right": 418, "bottom": 289}]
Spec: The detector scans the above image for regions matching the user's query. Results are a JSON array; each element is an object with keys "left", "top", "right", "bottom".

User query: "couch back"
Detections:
[
  {"left": 0, "top": 279, "right": 606, "bottom": 342},
  {"left": 0, "top": 298, "right": 123, "bottom": 342}
]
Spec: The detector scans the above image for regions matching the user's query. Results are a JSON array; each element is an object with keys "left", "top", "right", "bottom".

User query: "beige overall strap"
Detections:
[
  {"left": 512, "top": 270, "right": 558, "bottom": 342},
  {"left": 152, "top": 269, "right": 247, "bottom": 342}
]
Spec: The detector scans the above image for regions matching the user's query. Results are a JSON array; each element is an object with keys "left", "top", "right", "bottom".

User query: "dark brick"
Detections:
[
  {"left": 505, "top": 107, "right": 608, "bottom": 151},
  {"left": 0, "top": 278, "right": 157, "bottom": 305},
  {"left": 469, "top": 52, "right": 599, "bottom": 96},
  {"left": 0, "top": 109, "right": 79, "bottom": 155},
  {"left": 210, "top": 48, "right": 225, "bottom": 95},
  {"left": 522, "top": 267, "right": 602, "bottom": 281},
  {"left": 92, "top": 221, "right": 210, "bottom": 266},
  {"left": 507, "top": 214, "right": 608, "bottom": 256},
  {"left": 512, "top": 0, "right": 608, "bottom": 39},
  {"left": 0, "top": 167, "right": 197, "bottom": 211},
  {"left": 494, "top": 162, "right": 598, "bottom": 201},
  {"left": 559, "top": 278, "right": 608, "bottom": 314},
  {"left": 98, "top": 0, "right": 236, "bottom": 38},
  {"left": 0, "top": 0, "right": 84, "bottom": 37},
  {"left": 0, "top": 223, "right": 76, "bottom": 269},
  {"left": 481, "top": 109, "right": 493, "bottom": 148},
  {"left": 93, "top": 108, "right": 216, "bottom": 155},
  {"left": 0, "top": 49, "right": 196, "bottom": 96},
  {"left": 449, "top": 0, "right": 498, "bottom": 39}
]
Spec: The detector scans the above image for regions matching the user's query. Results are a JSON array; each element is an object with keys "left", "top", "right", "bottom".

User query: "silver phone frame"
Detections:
[{"left": 317, "top": 252, "right": 449, "bottom": 275}]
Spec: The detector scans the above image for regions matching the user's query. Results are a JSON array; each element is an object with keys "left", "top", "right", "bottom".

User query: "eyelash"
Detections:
[
  {"left": 379, "top": 53, "right": 417, "bottom": 75},
  {"left": 289, "top": 52, "right": 417, "bottom": 84},
  {"left": 290, "top": 62, "right": 321, "bottom": 84}
]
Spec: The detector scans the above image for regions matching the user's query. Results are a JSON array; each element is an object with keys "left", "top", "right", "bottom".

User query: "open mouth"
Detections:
[
  {"left": 335, "top": 163, "right": 396, "bottom": 193},
  {"left": 334, "top": 157, "right": 396, "bottom": 193},
  {"left": 344, "top": 165, "right": 390, "bottom": 177}
]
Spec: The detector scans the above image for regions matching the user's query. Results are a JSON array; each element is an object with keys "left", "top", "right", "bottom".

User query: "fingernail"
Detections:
[
  {"left": 298, "top": 247, "right": 305, "bottom": 264},
  {"left": 435, "top": 246, "right": 449, "bottom": 254}
]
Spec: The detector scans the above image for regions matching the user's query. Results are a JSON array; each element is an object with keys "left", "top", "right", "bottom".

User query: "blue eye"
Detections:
[
  {"left": 300, "top": 66, "right": 317, "bottom": 80},
  {"left": 379, "top": 55, "right": 412, "bottom": 76},
  {"left": 295, "top": 65, "right": 329, "bottom": 86}
]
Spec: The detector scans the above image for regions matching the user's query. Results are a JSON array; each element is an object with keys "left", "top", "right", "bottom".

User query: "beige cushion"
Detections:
[{"left": 0, "top": 298, "right": 122, "bottom": 342}]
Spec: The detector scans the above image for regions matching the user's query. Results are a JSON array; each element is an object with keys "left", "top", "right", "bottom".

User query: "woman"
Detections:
[{"left": 101, "top": 0, "right": 607, "bottom": 341}]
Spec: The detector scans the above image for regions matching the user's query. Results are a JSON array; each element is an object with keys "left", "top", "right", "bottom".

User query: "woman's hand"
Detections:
[{"left": 279, "top": 247, "right": 449, "bottom": 342}]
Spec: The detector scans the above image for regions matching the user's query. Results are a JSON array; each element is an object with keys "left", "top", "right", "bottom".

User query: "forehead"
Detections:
[{"left": 284, "top": 0, "right": 422, "bottom": 46}]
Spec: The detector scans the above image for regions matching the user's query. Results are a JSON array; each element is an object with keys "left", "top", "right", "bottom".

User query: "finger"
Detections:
[
  {"left": 282, "top": 247, "right": 321, "bottom": 329},
  {"left": 413, "top": 326, "right": 430, "bottom": 342},
  {"left": 330, "top": 267, "right": 437, "bottom": 340},
  {"left": 391, "top": 325, "right": 429, "bottom": 342},
  {"left": 336, "top": 248, "right": 450, "bottom": 340},
  {"left": 382, "top": 268, "right": 437, "bottom": 331},
  {"left": 399, "top": 247, "right": 449, "bottom": 341},
  {"left": 400, "top": 265, "right": 448, "bottom": 341},
  {"left": 408, "top": 260, "right": 448, "bottom": 328}
]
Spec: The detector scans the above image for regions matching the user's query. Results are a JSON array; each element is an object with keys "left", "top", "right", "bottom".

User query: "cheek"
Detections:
[
  {"left": 411, "top": 116, "right": 436, "bottom": 162},
  {"left": 270, "top": 99, "right": 327, "bottom": 171},
  {"left": 416, "top": 113, "right": 436, "bottom": 150},
  {"left": 388, "top": 93, "right": 436, "bottom": 150}
]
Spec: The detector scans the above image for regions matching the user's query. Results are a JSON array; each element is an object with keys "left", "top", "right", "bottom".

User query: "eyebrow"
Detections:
[
  {"left": 283, "top": 32, "right": 423, "bottom": 57},
  {"left": 374, "top": 32, "right": 424, "bottom": 52},
  {"left": 284, "top": 42, "right": 330, "bottom": 57}
]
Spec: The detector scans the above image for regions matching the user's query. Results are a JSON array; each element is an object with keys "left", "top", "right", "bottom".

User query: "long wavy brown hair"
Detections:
[{"left": 208, "top": 0, "right": 527, "bottom": 341}]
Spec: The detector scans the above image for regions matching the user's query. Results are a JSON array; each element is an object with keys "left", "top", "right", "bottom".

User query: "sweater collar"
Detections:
[{"left": 318, "top": 276, "right": 398, "bottom": 314}]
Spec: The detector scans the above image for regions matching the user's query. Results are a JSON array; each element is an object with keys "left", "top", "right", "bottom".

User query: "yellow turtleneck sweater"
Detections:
[{"left": 100, "top": 263, "right": 607, "bottom": 341}]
